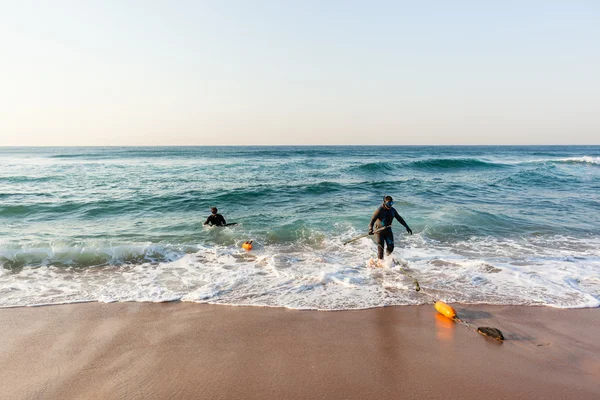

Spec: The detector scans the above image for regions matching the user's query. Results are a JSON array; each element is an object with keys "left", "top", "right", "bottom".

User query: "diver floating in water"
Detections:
[
  {"left": 204, "top": 207, "right": 227, "bottom": 226},
  {"left": 368, "top": 195, "right": 412, "bottom": 260}
]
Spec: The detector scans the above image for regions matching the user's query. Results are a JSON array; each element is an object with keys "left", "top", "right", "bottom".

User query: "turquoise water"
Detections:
[{"left": 1, "top": 146, "right": 599, "bottom": 309}]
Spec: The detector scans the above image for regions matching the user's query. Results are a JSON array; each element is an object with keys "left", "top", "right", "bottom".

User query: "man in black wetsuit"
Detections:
[
  {"left": 204, "top": 207, "right": 226, "bottom": 226},
  {"left": 368, "top": 195, "right": 412, "bottom": 260}
]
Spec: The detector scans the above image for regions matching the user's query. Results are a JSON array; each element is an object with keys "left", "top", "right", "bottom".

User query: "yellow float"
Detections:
[{"left": 434, "top": 301, "right": 456, "bottom": 319}]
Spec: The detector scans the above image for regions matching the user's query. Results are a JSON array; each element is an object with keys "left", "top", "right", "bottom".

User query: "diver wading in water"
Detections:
[
  {"left": 368, "top": 195, "right": 412, "bottom": 259},
  {"left": 204, "top": 207, "right": 227, "bottom": 226}
]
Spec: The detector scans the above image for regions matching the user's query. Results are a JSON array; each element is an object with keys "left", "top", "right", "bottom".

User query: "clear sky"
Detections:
[{"left": 1, "top": 0, "right": 599, "bottom": 146}]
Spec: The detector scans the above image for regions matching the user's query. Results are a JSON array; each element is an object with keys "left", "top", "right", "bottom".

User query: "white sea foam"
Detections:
[
  {"left": 1, "top": 233, "right": 599, "bottom": 310},
  {"left": 526, "top": 156, "right": 600, "bottom": 166},
  {"left": 557, "top": 156, "right": 600, "bottom": 165}
]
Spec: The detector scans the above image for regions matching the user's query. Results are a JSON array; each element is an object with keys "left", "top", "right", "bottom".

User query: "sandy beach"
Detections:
[{"left": 0, "top": 302, "right": 598, "bottom": 400}]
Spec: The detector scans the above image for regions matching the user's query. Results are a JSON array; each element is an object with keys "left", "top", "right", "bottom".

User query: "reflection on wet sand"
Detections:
[{"left": 435, "top": 313, "right": 455, "bottom": 341}]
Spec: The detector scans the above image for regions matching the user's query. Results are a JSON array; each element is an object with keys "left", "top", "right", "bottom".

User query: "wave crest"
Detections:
[
  {"left": 0, "top": 244, "right": 191, "bottom": 269},
  {"left": 527, "top": 156, "right": 600, "bottom": 166},
  {"left": 554, "top": 156, "right": 600, "bottom": 166}
]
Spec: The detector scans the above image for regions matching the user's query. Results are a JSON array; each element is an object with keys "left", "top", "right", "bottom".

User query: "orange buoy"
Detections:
[
  {"left": 242, "top": 240, "right": 253, "bottom": 251},
  {"left": 434, "top": 301, "right": 456, "bottom": 319}
]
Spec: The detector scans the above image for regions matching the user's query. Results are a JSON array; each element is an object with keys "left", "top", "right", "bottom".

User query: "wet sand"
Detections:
[{"left": 1, "top": 302, "right": 598, "bottom": 400}]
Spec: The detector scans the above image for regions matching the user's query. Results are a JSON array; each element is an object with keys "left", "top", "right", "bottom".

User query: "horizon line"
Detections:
[{"left": 1, "top": 144, "right": 600, "bottom": 148}]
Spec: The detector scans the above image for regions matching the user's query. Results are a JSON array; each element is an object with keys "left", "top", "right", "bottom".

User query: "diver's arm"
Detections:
[
  {"left": 368, "top": 208, "right": 380, "bottom": 234},
  {"left": 204, "top": 216, "right": 211, "bottom": 225},
  {"left": 219, "top": 215, "right": 226, "bottom": 225},
  {"left": 394, "top": 209, "right": 412, "bottom": 234}
]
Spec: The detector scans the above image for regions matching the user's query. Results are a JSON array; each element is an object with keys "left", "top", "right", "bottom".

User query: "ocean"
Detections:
[{"left": 1, "top": 146, "right": 599, "bottom": 310}]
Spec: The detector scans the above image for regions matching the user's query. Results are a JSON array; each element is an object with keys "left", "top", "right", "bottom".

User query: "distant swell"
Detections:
[
  {"left": 351, "top": 158, "right": 504, "bottom": 174},
  {"left": 352, "top": 162, "right": 398, "bottom": 173},
  {"left": 408, "top": 158, "right": 505, "bottom": 170},
  {"left": 0, "top": 176, "right": 54, "bottom": 183},
  {"left": 50, "top": 154, "right": 100, "bottom": 159}
]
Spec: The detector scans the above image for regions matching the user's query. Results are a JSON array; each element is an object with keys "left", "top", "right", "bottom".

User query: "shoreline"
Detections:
[
  {"left": 1, "top": 302, "right": 599, "bottom": 399},
  {"left": 3, "top": 298, "right": 599, "bottom": 311}
]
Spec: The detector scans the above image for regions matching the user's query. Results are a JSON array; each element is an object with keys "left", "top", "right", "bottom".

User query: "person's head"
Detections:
[
  {"left": 383, "top": 195, "right": 394, "bottom": 209},
  {"left": 211, "top": 207, "right": 218, "bottom": 214}
]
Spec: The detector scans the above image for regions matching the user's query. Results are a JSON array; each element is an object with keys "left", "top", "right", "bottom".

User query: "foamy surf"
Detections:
[{"left": 1, "top": 233, "right": 598, "bottom": 310}]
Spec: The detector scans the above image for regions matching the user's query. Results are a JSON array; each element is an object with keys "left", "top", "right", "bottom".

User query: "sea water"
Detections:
[{"left": 1, "top": 146, "right": 599, "bottom": 309}]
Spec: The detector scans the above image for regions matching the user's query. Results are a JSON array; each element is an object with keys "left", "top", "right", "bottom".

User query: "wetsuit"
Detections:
[
  {"left": 204, "top": 213, "right": 226, "bottom": 226},
  {"left": 368, "top": 205, "right": 410, "bottom": 259}
]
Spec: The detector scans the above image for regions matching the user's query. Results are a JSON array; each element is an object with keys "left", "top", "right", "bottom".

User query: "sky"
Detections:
[{"left": 0, "top": 0, "right": 599, "bottom": 146}]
